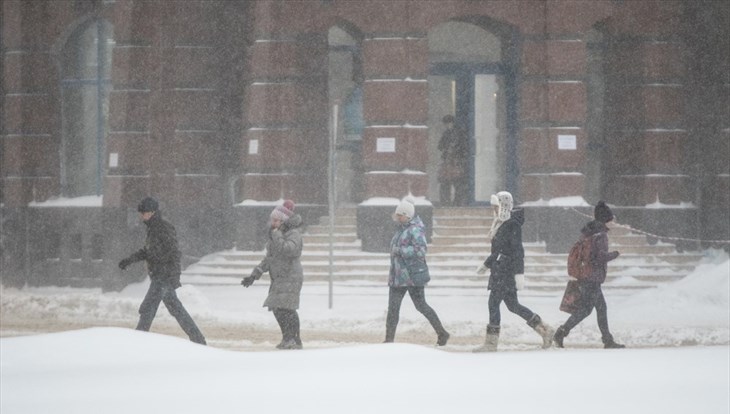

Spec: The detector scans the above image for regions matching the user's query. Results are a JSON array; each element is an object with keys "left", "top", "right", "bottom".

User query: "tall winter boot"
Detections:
[
  {"left": 527, "top": 314, "right": 554, "bottom": 349},
  {"left": 473, "top": 324, "right": 500, "bottom": 353},
  {"left": 602, "top": 335, "right": 625, "bottom": 349},
  {"left": 553, "top": 326, "right": 569, "bottom": 348}
]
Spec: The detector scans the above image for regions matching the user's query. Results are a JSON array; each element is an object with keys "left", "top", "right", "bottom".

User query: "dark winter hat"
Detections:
[
  {"left": 594, "top": 200, "right": 614, "bottom": 223},
  {"left": 442, "top": 114, "right": 455, "bottom": 124},
  {"left": 137, "top": 197, "right": 159, "bottom": 213},
  {"left": 270, "top": 199, "right": 295, "bottom": 221}
]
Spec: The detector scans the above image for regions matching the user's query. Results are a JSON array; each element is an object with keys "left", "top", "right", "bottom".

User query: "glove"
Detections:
[
  {"left": 242, "top": 267, "right": 263, "bottom": 287},
  {"left": 391, "top": 245, "right": 400, "bottom": 256},
  {"left": 476, "top": 264, "right": 488, "bottom": 275},
  {"left": 515, "top": 273, "right": 525, "bottom": 290},
  {"left": 118, "top": 257, "right": 134, "bottom": 270}
]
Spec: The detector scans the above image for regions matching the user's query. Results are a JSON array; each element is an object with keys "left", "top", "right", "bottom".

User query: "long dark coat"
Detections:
[
  {"left": 253, "top": 214, "right": 304, "bottom": 310},
  {"left": 126, "top": 211, "right": 182, "bottom": 288},
  {"left": 484, "top": 209, "right": 525, "bottom": 291}
]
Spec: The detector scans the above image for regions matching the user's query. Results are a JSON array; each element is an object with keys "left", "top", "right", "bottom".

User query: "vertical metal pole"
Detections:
[
  {"left": 96, "top": 20, "right": 105, "bottom": 196},
  {"left": 328, "top": 104, "right": 338, "bottom": 309}
]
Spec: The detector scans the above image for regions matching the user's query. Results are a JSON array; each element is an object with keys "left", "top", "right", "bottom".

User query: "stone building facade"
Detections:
[{"left": 1, "top": 0, "right": 728, "bottom": 287}]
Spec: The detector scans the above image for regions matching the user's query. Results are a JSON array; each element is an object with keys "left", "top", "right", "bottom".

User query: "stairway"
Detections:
[{"left": 183, "top": 207, "right": 704, "bottom": 294}]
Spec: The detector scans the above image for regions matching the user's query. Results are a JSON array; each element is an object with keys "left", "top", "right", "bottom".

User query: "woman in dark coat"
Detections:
[
  {"left": 385, "top": 197, "right": 450, "bottom": 346},
  {"left": 474, "top": 191, "right": 553, "bottom": 352},
  {"left": 241, "top": 200, "right": 304, "bottom": 350},
  {"left": 553, "top": 201, "right": 625, "bottom": 349}
]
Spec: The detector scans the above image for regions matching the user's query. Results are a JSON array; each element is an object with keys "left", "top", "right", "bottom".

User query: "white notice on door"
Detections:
[
  {"left": 557, "top": 135, "right": 577, "bottom": 150},
  {"left": 376, "top": 137, "right": 396, "bottom": 153}
]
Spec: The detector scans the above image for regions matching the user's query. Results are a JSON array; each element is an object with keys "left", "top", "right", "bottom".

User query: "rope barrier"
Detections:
[{"left": 567, "top": 207, "right": 730, "bottom": 246}]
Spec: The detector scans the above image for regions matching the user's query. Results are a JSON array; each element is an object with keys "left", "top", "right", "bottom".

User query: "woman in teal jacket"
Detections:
[{"left": 385, "top": 198, "right": 449, "bottom": 346}]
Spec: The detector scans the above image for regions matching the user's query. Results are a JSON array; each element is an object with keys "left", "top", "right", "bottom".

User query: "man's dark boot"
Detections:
[{"left": 553, "top": 326, "right": 569, "bottom": 348}]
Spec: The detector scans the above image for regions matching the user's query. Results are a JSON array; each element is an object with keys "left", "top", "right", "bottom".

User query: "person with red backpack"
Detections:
[{"left": 553, "top": 201, "right": 625, "bottom": 349}]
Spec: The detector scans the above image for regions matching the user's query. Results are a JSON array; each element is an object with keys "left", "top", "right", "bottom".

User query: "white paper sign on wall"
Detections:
[
  {"left": 248, "top": 139, "right": 259, "bottom": 155},
  {"left": 557, "top": 135, "right": 577, "bottom": 150},
  {"left": 376, "top": 137, "right": 396, "bottom": 153},
  {"left": 109, "top": 153, "right": 118, "bottom": 168}
]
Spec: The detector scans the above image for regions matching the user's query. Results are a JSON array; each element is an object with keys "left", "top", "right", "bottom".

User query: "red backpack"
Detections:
[{"left": 567, "top": 234, "right": 596, "bottom": 280}]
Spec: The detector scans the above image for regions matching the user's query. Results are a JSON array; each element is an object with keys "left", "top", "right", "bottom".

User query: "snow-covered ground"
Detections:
[{"left": 1, "top": 250, "right": 728, "bottom": 413}]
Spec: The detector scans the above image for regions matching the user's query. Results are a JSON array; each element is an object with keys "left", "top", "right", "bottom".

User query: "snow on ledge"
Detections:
[
  {"left": 29, "top": 195, "right": 103, "bottom": 208},
  {"left": 360, "top": 196, "right": 432, "bottom": 206},
  {"left": 520, "top": 196, "right": 590, "bottom": 207},
  {"left": 645, "top": 201, "right": 696, "bottom": 209}
]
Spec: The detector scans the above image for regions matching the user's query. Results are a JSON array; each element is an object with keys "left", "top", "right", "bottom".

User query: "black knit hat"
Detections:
[
  {"left": 137, "top": 197, "right": 159, "bottom": 213},
  {"left": 594, "top": 200, "right": 614, "bottom": 223}
]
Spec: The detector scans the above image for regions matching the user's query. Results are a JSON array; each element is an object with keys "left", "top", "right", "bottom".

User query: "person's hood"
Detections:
[
  {"left": 509, "top": 208, "right": 525, "bottom": 226},
  {"left": 581, "top": 220, "right": 608, "bottom": 236},
  {"left": 284, "top": 214, "right": 303, "bottom": 229}
]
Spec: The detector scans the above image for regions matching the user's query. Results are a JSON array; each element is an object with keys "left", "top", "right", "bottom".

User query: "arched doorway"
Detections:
[
  {"left": 59, "top": 19, "right": 114, "bottom": 197},
  {"left": 427, "top": 19, "right": 517, "bottom": 205}
]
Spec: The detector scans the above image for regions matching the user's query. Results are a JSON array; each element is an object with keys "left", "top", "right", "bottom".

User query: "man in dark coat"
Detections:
[
  {"left": 474, "top": 191, "right": 553, "bottom": 351},
  {"left": 553, "top": 201, "right": 625, "bottom": 349},
  {"left": 437, "top": 115, "right": 470, "bottom": 206},
  {"left": 119, "top": 197, "right": 206, "bottom": 345}
]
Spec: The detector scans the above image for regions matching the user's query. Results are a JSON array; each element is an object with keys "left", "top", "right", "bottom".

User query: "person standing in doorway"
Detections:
[
  {"left": 385, "top": 197, "right": 450, "bottom": 346},
  {"left": 437, "top": 115, "right": 470, "bottom": 206},
  {"left": 118, "top": 197, "right": 206, "bottom": 345},
  {"left": 553, "top": 201, "right": 625, "bottom": 349},
  {"left": 241, "top": 200, "right": 304, "bottom": 350},
  {"left": 474, "top": 191, "right": 553, "bottom": 352}
]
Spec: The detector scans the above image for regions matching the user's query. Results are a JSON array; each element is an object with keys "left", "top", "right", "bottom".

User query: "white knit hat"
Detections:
[{"left": 393, "top": 196, "right": 415, "bottom": 219}]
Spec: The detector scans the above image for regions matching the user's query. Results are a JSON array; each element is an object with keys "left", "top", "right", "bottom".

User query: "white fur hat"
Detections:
[
  {"left": 494, "top": 191, "right": 513, "bottom": 221},
  {"left": 393, "top": 196, "right": 415, "bottom": 219}
]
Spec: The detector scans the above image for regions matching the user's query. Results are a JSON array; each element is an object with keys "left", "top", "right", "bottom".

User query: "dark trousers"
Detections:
[
  {"left": 386, "top": 286, "right": 447, "bottom": 341},
  {"left": 273, "top": 308, "right": 301, "bottom": 345},
  {"left": 562, "top": 282, "right": 612, "bottom": 339},
  {"left": 136, "top": 279, "right": 206, "bottom": 345},
  {"left": 488, "top": 288, "right": 535, "bottom": 326},
  {"left": 439, "top": 178, "right": 468, "bottom": 206}
]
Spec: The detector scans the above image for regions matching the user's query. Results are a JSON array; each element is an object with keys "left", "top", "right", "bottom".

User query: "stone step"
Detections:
[
  {"left": 434, "top": 207, "right": 492, "bottom": 217},
  {"left": 183, "top": 206, "right": 703, "bottom": 295},
  {"left": 433, "top": 226, "right": 493, "bottom": 236},
  {"left": 433, "top": 217, "right": 495, "bottom": 227},
  {"left": 193, "top": 260, "right": 696, "bottom": 275},
  {"left": 304, "top": 225, "right": 357, "bottom": 235},
  {"left": 317, "top": 215, "right": 358, "bottom": 226},
  {"left": 303, "top": 234, "right": 359, "bottom": 244}
]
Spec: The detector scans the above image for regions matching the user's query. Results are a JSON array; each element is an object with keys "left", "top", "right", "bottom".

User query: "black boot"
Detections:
[
  {"left": 554, "top": 326, "right": 568, "bottom": 348},
  {"left": 603, "top": 335, "right": 625, "bottom": 349},
  {"left": 437, "top": 331, "right": 450, "bottom": 346}
]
